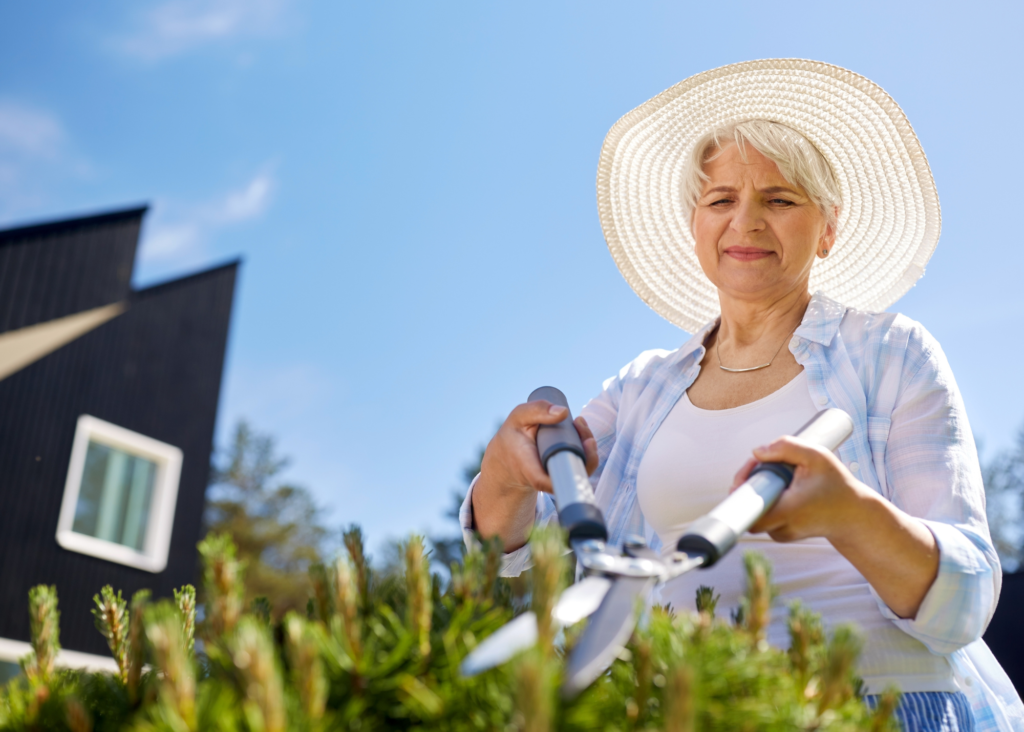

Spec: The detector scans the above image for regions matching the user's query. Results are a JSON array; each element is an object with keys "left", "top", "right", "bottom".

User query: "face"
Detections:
[{"left": 691, "top": 143, "right": 834, "bottom": 304}]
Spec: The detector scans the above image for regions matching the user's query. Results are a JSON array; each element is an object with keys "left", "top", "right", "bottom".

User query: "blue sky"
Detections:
[{"left": 1, "top": 1, "right": 1022, "bottom": 555}]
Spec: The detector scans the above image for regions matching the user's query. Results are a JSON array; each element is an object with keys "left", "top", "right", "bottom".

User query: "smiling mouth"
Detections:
[{"left": 724, "top": 247, "right": 773, "bottom": 261}]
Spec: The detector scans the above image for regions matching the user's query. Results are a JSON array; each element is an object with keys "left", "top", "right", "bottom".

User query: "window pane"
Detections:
[{"left": 72, "top": 440, "right": 156, "bottom": 551}]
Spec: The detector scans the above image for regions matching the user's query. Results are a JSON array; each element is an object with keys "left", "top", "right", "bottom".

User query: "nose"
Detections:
[{"left": 729, "top": 196, "right": 765, "bottom": 234}]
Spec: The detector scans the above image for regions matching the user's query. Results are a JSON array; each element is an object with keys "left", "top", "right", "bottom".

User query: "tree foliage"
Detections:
[
  {"left": 204, "top": 420, "right": 328, "bottom": 619},
  {"left": 428, "top": 444, "right": 485, "bottom": 573},
  {"left": 0, "top": 529, "right": 897, "bottom": 731},
  {"left": 982, "top": 423, "right": 1024, "bottom": 570}
]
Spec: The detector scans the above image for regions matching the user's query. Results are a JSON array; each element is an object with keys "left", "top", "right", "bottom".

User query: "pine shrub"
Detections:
[{"left": 0, "top": 528, "right": 897, "bottom": 731}]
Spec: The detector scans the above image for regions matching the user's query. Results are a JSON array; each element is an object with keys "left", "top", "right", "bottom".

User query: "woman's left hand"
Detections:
[
  {"left": 731, "top": 436, "right": 940, "bottom": 619},
  {"left": 731, "top": 437, "right": 868, "bottom": 544}
]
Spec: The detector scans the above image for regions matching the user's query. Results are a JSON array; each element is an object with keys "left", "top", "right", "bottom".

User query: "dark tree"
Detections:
[
  {"left": 983, "top": 423, "right": 1024, "bottom": 571},
  {"left": 204, "top": 420, "right": 327, "bottom": 618},
  {"left": 429, "top": 445, "right": 485, "bottom": 572}
]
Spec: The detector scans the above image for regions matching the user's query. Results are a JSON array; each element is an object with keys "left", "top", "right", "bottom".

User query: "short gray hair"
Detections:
[{"left": 681, "top": 120, "right": 842, "bottom": 232}]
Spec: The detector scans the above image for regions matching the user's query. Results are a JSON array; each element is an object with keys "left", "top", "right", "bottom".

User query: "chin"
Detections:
[{"left": 715, "top": 274, "right": 781, "bottom": 296}]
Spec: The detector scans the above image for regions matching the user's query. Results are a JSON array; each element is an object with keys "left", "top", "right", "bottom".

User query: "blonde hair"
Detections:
[{"left": 682, "top": 120, "right": 842, "bottom": 232}]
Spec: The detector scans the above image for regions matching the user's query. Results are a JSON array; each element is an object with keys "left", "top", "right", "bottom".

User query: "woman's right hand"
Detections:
[{"left": 472, "top": 399, "right": 599, "bottom": 551}]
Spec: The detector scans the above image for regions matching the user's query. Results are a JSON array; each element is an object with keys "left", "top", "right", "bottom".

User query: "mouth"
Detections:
[{"left": 723, "top": 246, "right": 774, "bottom": 262}]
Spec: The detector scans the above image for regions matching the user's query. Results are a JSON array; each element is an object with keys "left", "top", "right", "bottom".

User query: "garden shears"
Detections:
[{"left": 461, "top": 386, "right": 854, "bottom": 699}]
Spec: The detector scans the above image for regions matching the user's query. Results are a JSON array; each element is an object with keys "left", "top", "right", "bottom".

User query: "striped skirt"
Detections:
[{"left": 865, "top": 691, "right": 975, "bottom": 731}]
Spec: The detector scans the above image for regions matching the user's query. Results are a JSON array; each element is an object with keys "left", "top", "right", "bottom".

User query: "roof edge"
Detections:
[
  {"left": 132, "top": 258, "right": 242, "bottom": 297},
  {"left": 0, "top": 204, "right": 149, "bottom": 243}
]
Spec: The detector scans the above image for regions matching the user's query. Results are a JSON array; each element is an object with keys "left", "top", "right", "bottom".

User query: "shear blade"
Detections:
[
  {"left": 561, "top": 576, "right": 655, "bottom": 699},
  {"left": 460, "top": 577, "right": 613, "bottom": 677},
  {"left": 460, "top": 611, "right": 538, "bottom": 677},
  {"left": 553, "top": 576, "right": 611, "bottom": 624}
]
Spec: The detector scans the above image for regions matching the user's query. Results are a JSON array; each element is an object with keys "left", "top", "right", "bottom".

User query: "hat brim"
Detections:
[{"left": 596, "top": 58, "right": 941, "bottom": 333}]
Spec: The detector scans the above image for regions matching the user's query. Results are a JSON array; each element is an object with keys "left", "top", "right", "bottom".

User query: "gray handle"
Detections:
[
  {"left": 530, "top": 386, "right": 586, "bottom": 466},
  {"left": 528, "top": 387, "right": 607, "bottom": 542},
  {"left": 676, "top": 408, "right": 854, "bottom": 566}
]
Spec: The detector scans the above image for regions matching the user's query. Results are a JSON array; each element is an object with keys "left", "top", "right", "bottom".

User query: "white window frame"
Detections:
[
  {"left": 56, "top": 415, "right": 183, "bottom": 573},
  {"left": 0, "top": 637, "right": 119, "bottom": 674}
]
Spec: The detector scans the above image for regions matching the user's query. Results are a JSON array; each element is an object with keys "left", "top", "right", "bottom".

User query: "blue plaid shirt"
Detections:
[{"left": 461, "top": 292, "right": 1023, "bottom": 730}]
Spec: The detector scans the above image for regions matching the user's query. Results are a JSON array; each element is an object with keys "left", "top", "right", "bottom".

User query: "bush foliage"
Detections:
[{"left": 0, "top": 527, "right": 897, "bottom": 731}]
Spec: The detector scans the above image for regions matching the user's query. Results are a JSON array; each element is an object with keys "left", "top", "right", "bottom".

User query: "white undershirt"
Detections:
[{"left": 636, "top": 371, "right": 956, "bottom": 694}]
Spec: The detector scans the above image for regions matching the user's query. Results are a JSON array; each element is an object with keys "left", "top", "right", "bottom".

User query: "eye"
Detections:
[
  {"left": 709, "top": 198, "right": 732, "bottom": 206},
  {"left": 769, "top": 198, "right": 795, "bottom": 206}
]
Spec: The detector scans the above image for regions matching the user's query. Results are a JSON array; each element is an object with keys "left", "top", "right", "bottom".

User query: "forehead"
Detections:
[{"left": 701, "top": 143, "right": 796, "bottom": 190}]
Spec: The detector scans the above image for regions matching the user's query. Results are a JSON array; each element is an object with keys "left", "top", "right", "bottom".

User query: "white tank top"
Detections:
[{"left": 636, "top": 371, "right": 956, "bottom": 694}]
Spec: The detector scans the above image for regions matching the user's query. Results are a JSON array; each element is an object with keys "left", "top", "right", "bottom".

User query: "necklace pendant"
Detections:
[{"left": 719, "top": 362, "right": 771, "bottom": 373}]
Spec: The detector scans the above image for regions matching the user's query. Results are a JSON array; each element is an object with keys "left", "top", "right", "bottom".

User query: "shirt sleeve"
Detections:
[
  {"left": 872, "top": 329, "right": 1001, "bottom": 655},
  {"left": 459, "top": 473, "right": 558, "bottom": 577},
  {"left": 458, "top": 372, "right": 624, "bottom": 578}
]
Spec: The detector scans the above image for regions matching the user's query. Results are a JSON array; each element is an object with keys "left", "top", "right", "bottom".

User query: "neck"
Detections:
[{"left": 716, "top": 286, "right": 811, "bottom": 348}]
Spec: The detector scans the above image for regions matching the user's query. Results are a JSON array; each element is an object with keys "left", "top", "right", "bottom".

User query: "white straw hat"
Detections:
[{"left": 596, "top": 58, "right": 941, "bottom": 333}]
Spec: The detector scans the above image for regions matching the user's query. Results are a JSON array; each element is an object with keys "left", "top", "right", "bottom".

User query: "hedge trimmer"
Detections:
[{"left": 461, "top": 386, "right": 854, "bottom": 698}]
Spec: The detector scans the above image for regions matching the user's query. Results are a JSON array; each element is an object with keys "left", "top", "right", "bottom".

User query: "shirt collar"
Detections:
[
  {"left": 676, "top": 290, "right": 848, "bottom": 359},
  {"left": 793, "top": 291, "right": 848, "bottom": 346}
]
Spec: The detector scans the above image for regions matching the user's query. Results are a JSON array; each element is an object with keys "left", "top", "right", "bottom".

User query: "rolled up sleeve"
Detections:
[
  {"left": 874, "top": 329, "right": 1001, "bottom": 655},
  {"left": 875, "top": 521, "right": 997, "bottom": 654},
  {"left": 459, "top": 473, "right": 558, "bottom": 577}
]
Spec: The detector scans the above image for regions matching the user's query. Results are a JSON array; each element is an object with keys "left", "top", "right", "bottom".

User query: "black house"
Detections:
[{"left": 0, "top": 206, "right": 236, "bottom": 674}]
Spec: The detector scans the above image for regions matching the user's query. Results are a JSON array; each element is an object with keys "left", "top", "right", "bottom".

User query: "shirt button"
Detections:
[
  {"left": 816, "top": 395, "right": 829, "bottom": 406},
  {"left": 849, "top": 462, "right": 859, "bottom": 473},
  {"left": 965, "top": 676, "right": 974, "bottom": 687},
  {"left": 789, "top": 337, "right": 799, "bottom": 349}
]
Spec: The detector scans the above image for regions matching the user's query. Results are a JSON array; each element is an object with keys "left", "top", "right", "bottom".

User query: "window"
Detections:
[{"left": 56, "top": 416, "right": 183, "bottom": 572}]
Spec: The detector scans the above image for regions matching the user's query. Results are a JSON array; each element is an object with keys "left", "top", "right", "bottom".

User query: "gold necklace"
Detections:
[{"left": 716, "top": 331, "right": 792, "bottom": 373}]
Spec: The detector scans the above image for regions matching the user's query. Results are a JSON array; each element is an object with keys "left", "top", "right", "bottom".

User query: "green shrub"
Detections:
[{"left": 0, "top": 527, "right": 897, "bottom": 731}]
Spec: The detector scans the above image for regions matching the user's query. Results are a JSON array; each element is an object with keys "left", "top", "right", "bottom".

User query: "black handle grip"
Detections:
[
  {"left": 528, "top": 386, "right": 606, "bottom": 542},
  {"left": 529, "top": 386, "right": 586, "bottom": 468}
]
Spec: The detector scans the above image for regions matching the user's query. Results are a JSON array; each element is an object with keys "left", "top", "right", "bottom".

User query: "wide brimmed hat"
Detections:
[{"left": 596, "top": 58, "right": 941, "bottom": 333}]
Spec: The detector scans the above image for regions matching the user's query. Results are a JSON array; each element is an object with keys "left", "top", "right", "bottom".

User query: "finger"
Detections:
[
  {"left": 767, "top": 527, "right": 798, "bottom": 543},
  {"left": 574, "top": 415, "right": 595, "bottom": 442},
  {"left": 749, "top": 507, "right": 778, "bottom": 536},
  {"left": 523, "top": 463, "right": 554, "bottom": 494},
  {"left": 508, "top": 400, "right": 569, "bottom": 429},
  {"left": 748, "top": 502, "right": 785, "bottom": 535},
  {"left": 574, "top": 417, "right": 600, "bottom": 475},
  {"left": 730, "top": 458, "right": 759, "bottom": 492},
  {"left": 748, "top": 482, "right": 806, "bottom": 535},
  {"left": 490, "top": 443, "right": 552, "bottom": 494},
  {"left": 751, "top": 436, "right": 826, "bottom": 467}
]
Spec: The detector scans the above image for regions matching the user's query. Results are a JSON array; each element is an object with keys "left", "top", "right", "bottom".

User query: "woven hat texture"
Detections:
[{"left": 596, "top": 58, "right": 941, "bottom": 333}]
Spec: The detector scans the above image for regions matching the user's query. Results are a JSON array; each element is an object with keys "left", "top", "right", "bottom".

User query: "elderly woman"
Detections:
[{"left": 460, "top": 61, "right": 1023, "bottom": 730}]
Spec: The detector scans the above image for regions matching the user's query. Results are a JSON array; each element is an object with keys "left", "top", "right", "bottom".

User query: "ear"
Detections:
[{"left": 818, "top": 206, "right": 839, "bottom": 257}]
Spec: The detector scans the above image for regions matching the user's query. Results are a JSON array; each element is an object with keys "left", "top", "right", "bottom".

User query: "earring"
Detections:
[{"left": 821, "top": 249, "right": 829, "bottom": 257}]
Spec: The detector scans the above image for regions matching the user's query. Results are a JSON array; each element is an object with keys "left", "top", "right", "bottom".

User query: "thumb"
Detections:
[
  {"left": 513, "top": 399, "right": 569, "bottom": 428},
  {"left": 751, "top": 436, "right": 823, "bottom": 467}
]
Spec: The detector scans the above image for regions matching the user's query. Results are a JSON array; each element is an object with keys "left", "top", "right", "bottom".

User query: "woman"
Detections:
[{"left": 461, "top": 60, "right": 1023, "bottom": 730}]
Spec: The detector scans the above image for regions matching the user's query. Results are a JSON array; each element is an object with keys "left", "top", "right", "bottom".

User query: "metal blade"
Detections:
[
  {"left": 460, "top": 611, "right": 538, "bottom": 677},
  {"left": 460, "top": 577, "right": 612, "bottom": 677},
  {"left": 561, "top": 576, "right": 655, "bottom": 699},
  {"left": 553, "top": 576, "right": 612, "bottom": 625}
]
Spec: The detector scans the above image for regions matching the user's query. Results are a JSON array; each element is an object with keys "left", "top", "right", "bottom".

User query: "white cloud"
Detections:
[
  {"left": 219, "top": 172, "right": 273, "bottom": 222},
  {"left": 139, "top": 169, "right": 276, "bottom": 263},
  {"left": 116, "top": 0, "right": 291, "bottom": 60},
  {"left": 0, "top": 101, "right": 64, "bottom": 158},
  {"left": 0, "top": 101, "right": 81, "bottom": 222},
  {"left": 142, "top": 222, "right": 201, "bottom": 259}
]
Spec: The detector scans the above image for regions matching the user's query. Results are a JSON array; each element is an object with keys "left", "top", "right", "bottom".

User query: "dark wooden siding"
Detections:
[
  {"left": 0, "top": 207, "right": 144, "bottom": 334},
  {"left": 0, "top": 262, "right": 237, "bottom": 655}
]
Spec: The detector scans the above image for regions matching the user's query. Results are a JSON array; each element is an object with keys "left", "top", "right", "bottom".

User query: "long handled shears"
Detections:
[{"left": 461, "top": 386, "right": 854, "bottom": 698}]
